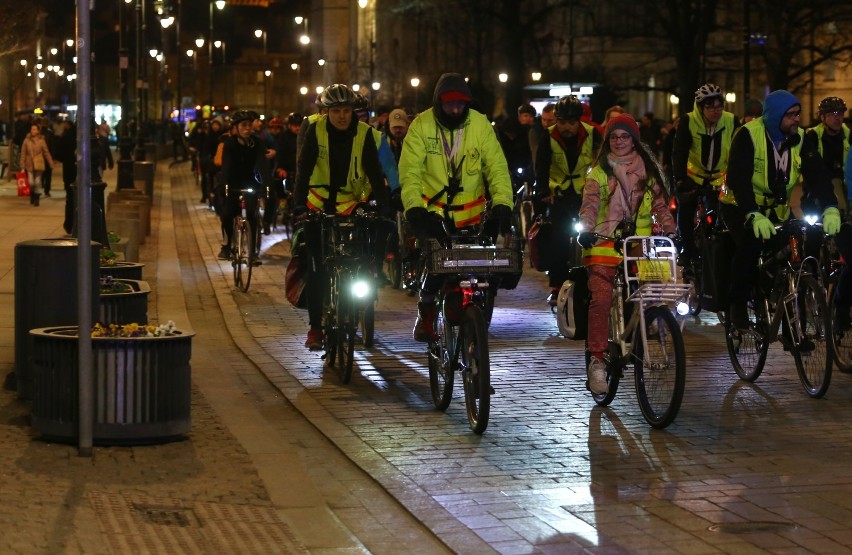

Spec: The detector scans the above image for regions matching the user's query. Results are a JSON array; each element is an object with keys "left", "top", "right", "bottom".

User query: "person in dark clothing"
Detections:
[
  {"left": 276, "top": 112, "right": 302, "bottom": 194},
  {"left": 218, "top": 110, "right": 270, "bottom": 260},
  {"left": 294, "top": 84, "right": 388, "bottom": 350},
  {"left": 55, "top": 121, "right": 77, "bottom": 234}
]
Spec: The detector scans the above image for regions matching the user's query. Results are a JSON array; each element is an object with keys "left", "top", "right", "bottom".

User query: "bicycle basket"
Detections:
[{"left": 427, "top": 240, "right": 523, "bottom": 289}]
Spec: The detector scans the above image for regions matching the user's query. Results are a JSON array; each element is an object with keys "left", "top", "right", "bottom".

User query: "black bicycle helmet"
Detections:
[
  {"left": 231, "top": 110, "right": 257, "bottom": 125},
  {"left": 286, "top": 112, "right": 304, "bottom": 126},
  {"left": 819, "top": 96, "right": 847, "bottom": 115},
  {"left": 694, "top": 83, "right": 723, "bottom": 106},
  {"left": 319, "top": 84, "right": 359, "bottom": 108},
  {"left": 554, "top": 95, "right": 583, "bottom": 121}
]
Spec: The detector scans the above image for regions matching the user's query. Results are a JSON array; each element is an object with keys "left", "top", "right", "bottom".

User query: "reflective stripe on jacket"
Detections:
[
  {"left": 685, "top": 109, "right": 735, "bottom": 189},
  {"left": 548, "top": 121, "right": 596, "bottom": 195}
]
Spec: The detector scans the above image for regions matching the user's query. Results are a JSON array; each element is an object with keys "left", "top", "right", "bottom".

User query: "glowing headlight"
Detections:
[
  {"left": 516, "top": 167, "right": 524, "bottom": 175},
  {"left": 574, "top": 222, "right": 584, "bottom": 233},
  {"left": 804, "top": 214, "right": 819, "bottom": 226},
  {"left": 676, "top": 301, "right": 690, "bottom": 316},
  {"left": 352, "top": 280, "right": 370, "bottom": 299}
]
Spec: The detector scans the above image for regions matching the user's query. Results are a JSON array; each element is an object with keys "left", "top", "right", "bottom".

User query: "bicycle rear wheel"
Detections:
[
  {"left": 725, "top": 300, "right": 769, "bottom": 381},
  {"left": 428, "top": 299, "right": 456, "bottom": 411},
  {"left": 461, "top": 304, "right": 490, "bottom": 434},
  {"left": 361, "top": 301, "right": 375, "bottom": 349},
  {"left": 827, "top": 280, "right": 852, "bottom": 372},
  {"left": 683, "top": 259, "right": 703, "bottom": 316},
  {"left": 788, "top": 275, "right": 832, "bottom": 398},
  {"left": 324, "top": 274, "right": 340, "bottom": 367},
  {"left": 634, "top": 306, "right": 686, "bottom": 429}
]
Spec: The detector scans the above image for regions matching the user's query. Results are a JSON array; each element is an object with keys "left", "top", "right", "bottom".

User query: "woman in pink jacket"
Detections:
[{"left": 21, "top": 124, "right": 55, "bottom": 206}]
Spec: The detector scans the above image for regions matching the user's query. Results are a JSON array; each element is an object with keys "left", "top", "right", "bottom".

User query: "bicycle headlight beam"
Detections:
[{"left": 352, "top": 280, "right": 371, "bottom": 299}]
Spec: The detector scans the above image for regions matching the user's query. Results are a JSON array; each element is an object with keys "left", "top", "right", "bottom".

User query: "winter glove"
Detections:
[
  {"left": 823, "top": 207, "right": 841, "bottom": 235},
  {"left": 405, "top": 207, "right": 429, "bottom": 235},
  {"left": 748, "top": 211, "right": 776, "bottom": 240},
  {"left": 490, "top": 204, "right": 512, "bottom": 228},
  {"left": 577, "top": 231, "right": 597, "bottom": 249}
]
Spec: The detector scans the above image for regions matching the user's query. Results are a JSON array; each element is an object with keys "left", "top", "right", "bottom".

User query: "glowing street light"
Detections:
[
  {"left": 531, "top": 72, "right": 542, "bottom": 81},
  {"left": 498, "top": 72, "right": 508, "bottom": 83},
  {"left": 195, "top": 37, "right": 205, "bottom": 48}
]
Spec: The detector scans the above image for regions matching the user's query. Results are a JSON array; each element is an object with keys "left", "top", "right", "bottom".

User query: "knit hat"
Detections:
[{"left": 605, "top": 114, "right": 641, "bottom": 143}]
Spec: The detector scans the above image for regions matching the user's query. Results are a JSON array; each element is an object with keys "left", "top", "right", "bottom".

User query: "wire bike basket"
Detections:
[
  {"left": 622, "top": 236, "right": 693, "bottom": 317},
  {"left": 426, "top": 238, "right": 523, "bottom": 288}
]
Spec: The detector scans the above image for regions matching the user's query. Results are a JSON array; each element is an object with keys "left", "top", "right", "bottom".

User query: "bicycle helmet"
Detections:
[
  {"left": 554, "top": 95, "right": 583, "bottom": 121},
  {"left": 267, "top": 116, "right": 284, "bottom": 128},
  {"left": 319, "top": 84, "right": 359, "bottom": 108},
  {"left": 694, "top": 83, "right": 723, "bottom": 106},
  {"left": 286, "top": 112, "right": 304, "bottom": 126},
  {"left": 818, "top": 96, "right": 847, "bottom": 115},
  {"left": 231, "top": 110, "right": 257, "bottom": 125}
]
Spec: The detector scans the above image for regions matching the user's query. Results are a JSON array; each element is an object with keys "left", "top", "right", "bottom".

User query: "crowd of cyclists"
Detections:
[{"left": 192, "top": 75, "right": 852, "bottom": 401}]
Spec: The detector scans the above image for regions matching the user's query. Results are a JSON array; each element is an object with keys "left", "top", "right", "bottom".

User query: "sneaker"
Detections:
[
  {"left": 217, "top": 245, "right": 231, "bottom": 260},
  {"left": 588, "top": 357, "right": 608, "bottom": 395},
  {"left": 305, "top": 328, "right": 324, "bottom": 350}
]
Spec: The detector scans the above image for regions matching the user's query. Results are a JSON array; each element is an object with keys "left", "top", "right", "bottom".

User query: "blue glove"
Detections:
[
  {"left": 823, "top": 207, "right": 841, "bottom": 235},
  {"left": 748, "top": 212, "right": 776, "bottom": 240}
]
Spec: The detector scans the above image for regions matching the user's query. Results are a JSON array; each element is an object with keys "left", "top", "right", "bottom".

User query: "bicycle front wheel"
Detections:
[
  {"left": 337, "top": 278, "right": 357, "bottom": 384},
  {"left": 360, "top": 301, "right": 375, "bottom": 349},
  {"left": 634, "top": 306, "right": 686, "bottom": 429},
  {"left": 789, "top": 275, "right": 832, "bottom": 398},
  {"left": 241, "top": 219, "right": 255, "bottom": 292},
  {"left": 428, "top": 299, "right": 456, "bottom": 411},
  {"left": 232, "top": 218, "right": 247, "bottom": 290},
  {"left": 827, "top": 280, "right": 852, "bottom": 372},
  {"left": 725, "top": 300, "right": 769, "bottom": 381},
  {"left": 460, "top": 304, "right": 490, "bottom": 434}
]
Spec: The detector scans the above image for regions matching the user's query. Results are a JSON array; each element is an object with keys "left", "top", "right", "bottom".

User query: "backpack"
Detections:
[{"left": 556, "top": 265, "right": 589, "bottom": 339}]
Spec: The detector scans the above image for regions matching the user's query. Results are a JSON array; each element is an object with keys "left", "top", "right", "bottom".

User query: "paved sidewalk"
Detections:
[{"left": 0, "top": 163, "right": 450, "bottom": 554}]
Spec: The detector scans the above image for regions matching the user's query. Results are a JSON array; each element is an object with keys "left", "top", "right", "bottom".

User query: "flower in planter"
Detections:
[
  {"left": 91, "top": 320, "right": 178, "bottom": 338},
  {"left": 108, "top": 231, "right": 121, "bottom": 245},
  {"left": 100, "top": 248, "right": 118, "bottom": 266},
  {"left": 100, "top": 275, "right": 133, "bottom": 294}
]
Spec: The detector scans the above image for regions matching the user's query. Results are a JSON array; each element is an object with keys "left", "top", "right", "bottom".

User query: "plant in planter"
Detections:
[
  {"left": 99, "top": 275, "right": 133, "bottom": 294},
  {"left": 99, "top": 248, "right": 118, "bottom": 267},
  {"left": 30, "top": 323, "right": 195, "bottom": 445}
]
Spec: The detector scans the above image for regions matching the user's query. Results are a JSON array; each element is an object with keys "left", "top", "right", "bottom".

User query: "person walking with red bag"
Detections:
[{"left": 21, "top": 123, "right": 55, "bottom": 206}]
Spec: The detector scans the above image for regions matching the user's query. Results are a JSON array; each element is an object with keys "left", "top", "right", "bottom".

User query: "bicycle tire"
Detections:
[
  {"left": 788, "top": 275, "right": 832, "bottom": 398},
  {"left": 482, "top": 287, "right": 496, "bottom": 327},
  {"left": 241, "top": 219, "right": 254, "bottom": 292},
  {"left": 232, "top": 218, "right": 246, "bottom": 290},
  {"left": 460, "top": 304, "right": 490, "bottom": 434},
  {"left": 324, "top": 273, "right": 339, "bottom": 367},
  {"left": 385, "top": 232, "right": 402, "bottom": 289},
  {"left": 634, "top": 305, "right": 686, "bottom": 429},
  {"left": 725, "top": 300, "right": 769, "bottom": 382},
  {"left": 827, "top": 280, "right": 852, "bottom": 373},
  {"left": 361, "top": 301, "right": 375, "bottom": 349},
  {"left": 428, "top": 297, "right": 456, "bottom": 411},
  {"left": 337, "top": 272, "right": 357, "bottom": 384},
  {"left": 684, "top": 259, "right": 703, "bottom": 316}
]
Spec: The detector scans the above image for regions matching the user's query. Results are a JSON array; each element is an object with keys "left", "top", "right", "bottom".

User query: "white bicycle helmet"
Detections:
[{"left": 694, "top": 83, "right": 723, "bottom": 106}]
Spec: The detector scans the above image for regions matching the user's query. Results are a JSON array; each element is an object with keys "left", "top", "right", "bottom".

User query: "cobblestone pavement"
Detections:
[
  {"left": 5, "top": 162, "right": 852, "bottom": 554},
  {"left": 177, "top": 161, "right": 852, "bottom": 555}
]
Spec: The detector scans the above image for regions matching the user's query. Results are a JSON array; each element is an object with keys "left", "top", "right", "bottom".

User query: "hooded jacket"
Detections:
[
  {"left": 723, "top": 90, "right": 817, "bottom": 219},
  {"left": 399, "top": 74, "right": 512, "bottom": 228}
]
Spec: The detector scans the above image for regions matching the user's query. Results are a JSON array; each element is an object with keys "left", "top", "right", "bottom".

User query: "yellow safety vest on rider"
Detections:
[
  {"left": 306, "top": 116, "right": 371, "bottom": 215},
  {"left": 812, "top": 122, "right": 850, "bottom": 170},
  {"left": 719, "top": 118, "right": 804, "bottom": 222},
  {"left": 582, "top": 165, "right": 655, "bottom": 266},
  {"left": 685, "top": 108, "right": 736, "bottom": 189},
  {"left": 547, "top": 121, "right": 596, "bottom": 195},
  {"left": 399, "top": 108, "right": 513, "bottom": 228}
]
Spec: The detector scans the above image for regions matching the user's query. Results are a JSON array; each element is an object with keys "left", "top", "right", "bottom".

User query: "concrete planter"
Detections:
[
  {"left": 30, "top": 326, "right": 194, "bottom": 445},
  {"left": 99, "top": 261, "right": 144, "bottom": 280},
  {"left": 99, "top": 279, "right": 150, "bottom": 324}
]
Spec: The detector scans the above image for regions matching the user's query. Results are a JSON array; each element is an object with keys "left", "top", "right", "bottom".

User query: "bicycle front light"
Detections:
[
  {"left": 574, "top": 222, "right": 584, "bottom": 234},
  {"left": 676, "top": 301, "right": 690, "bottom": 316},
  {"left": 804, "top": 213, "right": 819, "bottom": 226},
  {"left": 351, "top": 280, "right": 371, "bottom": 299}
]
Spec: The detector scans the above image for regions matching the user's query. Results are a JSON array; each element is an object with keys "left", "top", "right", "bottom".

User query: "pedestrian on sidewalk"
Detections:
[{"left": 20, "top": 124, "right": 55, "bottom": 207}]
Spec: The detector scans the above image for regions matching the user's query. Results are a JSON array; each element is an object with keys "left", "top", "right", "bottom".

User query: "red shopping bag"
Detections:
[{"left": 16, "top": 171, "right": 30, "bottom": 197}]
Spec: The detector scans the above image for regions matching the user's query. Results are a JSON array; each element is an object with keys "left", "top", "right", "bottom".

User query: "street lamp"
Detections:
[
  {"left": 264, "top": 70, "right": 272, "bottom": 117},
  {"left": 410, "top": 77, "right": 420, "bottom": 112},
  {"left": 295, "top": 17, "right": 310, "bottom": 45},
  {"left": 254, "top": 29, "right": 267, "bottom": 54}
]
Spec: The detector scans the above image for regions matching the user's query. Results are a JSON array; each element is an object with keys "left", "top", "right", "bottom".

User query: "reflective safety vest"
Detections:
[
  {"left": 582, "top": 165, "right": 655, "bottom": 267},
  {"left": 548, "top": 121, "right": 596, "bottom": 195},
  {"left": 685, "top": 109, "right": 735, "bottom": 189},
  {"left": 719, "top": 118, "right": 803, "bottom": 222},
  {"left": 307, "top": 117, "right": 371, "bottom": 215},
  {"left": 812, "top": 122, "right": 850, "bottom": 173}
]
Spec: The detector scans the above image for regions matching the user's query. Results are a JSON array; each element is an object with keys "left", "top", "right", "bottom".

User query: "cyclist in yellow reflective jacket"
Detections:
[
  {"left": 399, "top": 72, "right": 514, "bottom": 342},
  {"left": 294, "top": 84, "right": 388, "bottom": 350}
]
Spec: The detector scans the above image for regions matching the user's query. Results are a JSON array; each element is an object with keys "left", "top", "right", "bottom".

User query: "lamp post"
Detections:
[
  {"left": 254, "top": 29, "right": 267, "bottom": 55},
  {"left": 264, "top": 70, "right": 272, "bottom": 117},
  {"left": 410, "top": 77, "right": 420, "bottom": 113},
  {"left": 117, "top": 0, "right": 134, "bottom": 189},
  {"left": 214, "top": 40, "right": 226, "bottom": 105},
  {"left": 134, "top": 0, "right": 147, "bottom": 161},
  {"left": 208, "top": 0, "right": 225, "bottom": 104}
]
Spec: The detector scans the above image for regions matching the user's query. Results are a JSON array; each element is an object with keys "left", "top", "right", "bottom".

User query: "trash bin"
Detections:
[{"left": 13, "top": 238, "right": 100, "bottom": 399}]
